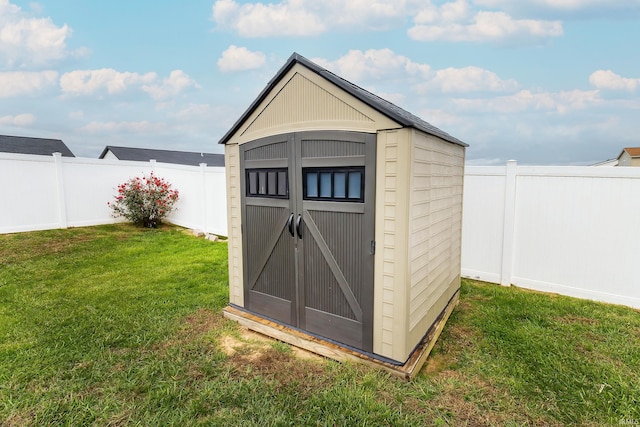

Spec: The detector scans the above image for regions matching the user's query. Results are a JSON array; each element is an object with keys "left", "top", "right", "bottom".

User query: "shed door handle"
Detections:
[
  {"left": 296, "top": 214, "right": 302, "bottom": 239},
  {"left": 287, "top": 213, "right": 294, "bottom": 237}
]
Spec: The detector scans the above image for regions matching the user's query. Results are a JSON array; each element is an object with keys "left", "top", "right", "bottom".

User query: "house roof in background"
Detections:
[
  {"left": 619, "top": 147, "right": 640, "bottom": 159},
  {"left": 0, "top": 135, "right": 75, "bottom": 157},
  {"left": 218, "top": 52, "right": 468, "bottom": 147},
  {"left": 99, "top": 146, "right": 225, "bottom": 167}
]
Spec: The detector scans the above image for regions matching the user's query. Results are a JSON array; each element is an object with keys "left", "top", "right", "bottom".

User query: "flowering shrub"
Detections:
[{"left": 108, "top": 172, "right": 179, "bottom": 228}]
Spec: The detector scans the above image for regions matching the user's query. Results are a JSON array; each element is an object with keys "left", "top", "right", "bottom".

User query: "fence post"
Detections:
[
  {"left": 200, "top": 163, "right": 208, "bottom": 234},
  {"left": 53, "top": 152, "right": 68, "bottom": 229},
  {"left": 500, "top": 160, "right": 517, "bottom": 286}
]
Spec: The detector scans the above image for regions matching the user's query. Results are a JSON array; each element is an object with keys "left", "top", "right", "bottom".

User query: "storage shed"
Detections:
[{"left": 220, "top": 53, "right": 467, "bottom": 375}]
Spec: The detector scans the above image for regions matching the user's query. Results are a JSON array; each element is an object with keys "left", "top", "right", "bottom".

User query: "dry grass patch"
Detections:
[
  {"left": 555, "top": 314, "right": 599, "bottom": 325},
  {"left": 220, "top": 326, "right": 329, "bottom": 393},
  {"left": 430, "top": 370, "right": 543, "bottom": 427},
  {"left": 153, "top": 308, "right": 226, "bottom": 353}
]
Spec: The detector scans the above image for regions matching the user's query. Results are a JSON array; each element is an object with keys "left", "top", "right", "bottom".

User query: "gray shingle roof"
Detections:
[
  {"left": 0, "top": 135, "right": 75, "bottom": 157},
  {"left": 218, "top": 52, "right": 467, "bottom": 147},
  {"left": 99, "top": 146, "right": 225, "bottom": 167}
]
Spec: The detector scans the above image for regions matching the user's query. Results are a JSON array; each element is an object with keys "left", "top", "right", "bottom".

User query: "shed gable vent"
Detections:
[{"left": 241, "top": 73, "right": 374, "bottom": 137}]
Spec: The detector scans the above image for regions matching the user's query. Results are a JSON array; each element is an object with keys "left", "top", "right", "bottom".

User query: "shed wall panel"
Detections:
[
  {"left": 225, "top": 144, "right": 244, "bottom": 306},
  {"left": 373, "top": 129, "right": 412, "bottom": 361},
  {"left": 407, "top": 131, "right": 464, "bottom": 344}
]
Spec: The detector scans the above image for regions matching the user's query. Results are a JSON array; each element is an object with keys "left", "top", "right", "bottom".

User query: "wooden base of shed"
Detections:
[{"left": 222, "top": 290, "right": 459, "bottom": 380}]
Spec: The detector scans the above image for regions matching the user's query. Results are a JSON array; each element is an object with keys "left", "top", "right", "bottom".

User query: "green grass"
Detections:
[{"left": 1, "top": 224, "right": 639, "bottom": 426}]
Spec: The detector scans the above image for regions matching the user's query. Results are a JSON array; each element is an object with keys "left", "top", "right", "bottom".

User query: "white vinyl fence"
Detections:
[
  {"left": 3, "top": 154, "right": 639, "bottom": 309},
  {"left": 0, "top": 152, "right": 227, "bottom": 236},
  {"left": 462, "top": 161, "right": 640, "bottom": 309}
]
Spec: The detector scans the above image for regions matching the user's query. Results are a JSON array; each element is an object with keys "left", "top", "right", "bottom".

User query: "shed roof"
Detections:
[
  {"left": 618, "top": 147, "right": 640, "bottom": 159},
  {"left": 99, "top": 145, "right": 225, "bottom": 167},
  {"left": 218, "top": 52, "right": 467, "bottom": 147},
  {"left": 0, "top": 134, "right": 75, "bottom": 157}
]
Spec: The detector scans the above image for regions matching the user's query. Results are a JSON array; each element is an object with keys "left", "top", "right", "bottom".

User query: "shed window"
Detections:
[
  {"left": 247, "top": 168, "right": 289, "bottom": 199},
  {"left": 303, "top": 167, "right": 364, "bottom": 202}
]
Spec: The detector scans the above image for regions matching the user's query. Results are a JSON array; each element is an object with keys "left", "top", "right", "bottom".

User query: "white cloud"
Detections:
[
  {"left": 452, "top": 89, "right": 601, "bottom": 113},
  {"left": 0, "top": 112, "right": 35, "bottom": 126},
  {"left": 217, "top": 45, "right": 266, "bottom": 72},
  {"left": 60, "top": 69, "right": 157, "bottom": 96},
  {"left": 212, "top": 0, "right": 325, "bottom": 37},
  {"left": 0, "top": 0, "right": 85, "bottom": 68},
  {"left": 78, "top": 120, "right": 168, "bottom": 134},
  {"left": 0, "top": 0, "right": 22, "bottom": 22},
  {"left": 420, "top": 66, "right": 518, "bottom": 93},
  {"left": 0, "top": 70, "right": 58, "bottom": 97},
  {"left": 313, "top": 49, "right": 431, "bottom": 83},
  {"left": 589, "top": 70, "right": 640, "bottom": 92},
  {"left": 210, "top": 0, "right": 566, "bottom": 43},
  {"left": 59, "top": 69, "right": 198, "bottom": 100},
  {"left": 315, "top": 49, "right": 516, "bottom": 96},
  {"left": 408, "top": 8, "right": 563, "bottom": 42},
  {"left": 142, "top": 70, "right": 200, "bottom": 100},
  {"left": 414, "top": 0, "right": 472, "bottom": 23},
  {"left": 211, "top": 0, "right": 418, "bottom": 37}
]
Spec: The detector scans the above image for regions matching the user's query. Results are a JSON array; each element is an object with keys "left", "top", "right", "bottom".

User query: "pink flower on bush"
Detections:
[{"left": 109, "top": 172, "right": 180, "bottom": 228}]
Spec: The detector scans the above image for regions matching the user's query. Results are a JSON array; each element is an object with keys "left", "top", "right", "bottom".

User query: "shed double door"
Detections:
[{"left": 240, "top": 131, "right": 376, "bottom": 351}]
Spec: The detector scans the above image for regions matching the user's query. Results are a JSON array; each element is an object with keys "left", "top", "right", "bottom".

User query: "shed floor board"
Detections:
[{"left": 222, "top": 290, "right": 459, "bottom": 380}]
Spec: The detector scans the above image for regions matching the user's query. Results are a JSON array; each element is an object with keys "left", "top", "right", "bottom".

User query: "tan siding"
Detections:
[
  {"left": 225, "top": 144, "right": 244, "bottom": 307},
  {"left": 624, "top": 154, "right": 640, "bottom": 166},
  {"left": 407, "top": 131, "right": 464, "bottom": 338},
  {"left": 373, "top": 129, "right": 411, "bottom": 361},
  {"left": 242, "top": 73, "right": 374, "bottom": 135},
  {"left": 225, "top": 64, "right": 401, "bottom": 146}
]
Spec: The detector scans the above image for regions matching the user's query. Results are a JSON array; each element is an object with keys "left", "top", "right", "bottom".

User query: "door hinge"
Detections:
[{"left": 370, "top": 240, "right": 376, "bottom": 255}]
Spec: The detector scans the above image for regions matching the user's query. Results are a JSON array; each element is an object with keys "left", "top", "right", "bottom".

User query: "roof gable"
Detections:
[
  {"left": 100, "top": 146, "right": 224, "bottom": 167},
  {"left": 621, "top": 147, "right": 640, "bottom": 158},
  {"left": 218, "top": 53, "right": 467, "bottom": 147},
  {"left": 241, "top": 72, "right": 375, "bottom": 137},
  {"left": 0, "top": 135, "right": 75, "bottom": 157}
]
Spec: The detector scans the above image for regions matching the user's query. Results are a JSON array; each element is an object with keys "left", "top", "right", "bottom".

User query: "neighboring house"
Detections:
[
  {"left": 99, "top": 146, "right": 224, "bottom": 167},
  {"left": 0, "top": 135, "right": 75, "bottom": 157},
  {"left": 616, "top": 147, "right": 640, "bottom": 167}
]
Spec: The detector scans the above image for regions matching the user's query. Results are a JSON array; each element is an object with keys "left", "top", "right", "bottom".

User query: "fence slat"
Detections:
[
  {"left": 500, "top": 160, "right": 517, "bottom": 286},
  {"left": 53, "top": 152, "right": 68, "bottom": 229}
]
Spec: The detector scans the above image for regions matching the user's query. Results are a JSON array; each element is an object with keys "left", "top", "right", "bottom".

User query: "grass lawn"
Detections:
[{"left": 1, "top": 224, "right": 639, "bottom": 426}]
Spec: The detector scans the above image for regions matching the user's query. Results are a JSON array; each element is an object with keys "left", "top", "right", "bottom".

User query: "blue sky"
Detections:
[{"left": 1, "top": 0, "right": 639, "bottom": 164}]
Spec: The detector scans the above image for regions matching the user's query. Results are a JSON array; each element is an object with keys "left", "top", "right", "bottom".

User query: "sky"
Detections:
[{"left": 1, "top": 0, "right": 639, "bottom": 165}]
